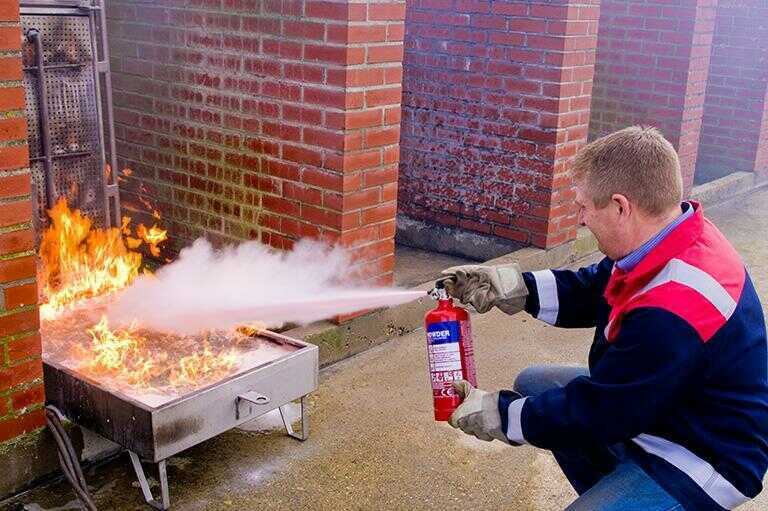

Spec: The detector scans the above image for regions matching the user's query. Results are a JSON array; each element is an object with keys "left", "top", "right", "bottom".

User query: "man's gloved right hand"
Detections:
[{"left": 440, "top": 263, "right": 528, "bottom": 314}]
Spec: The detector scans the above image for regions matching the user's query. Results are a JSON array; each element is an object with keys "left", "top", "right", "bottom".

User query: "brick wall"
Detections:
[
  {"left": 107, "top": 0, "right": 405, "bottom": 284},
  {"left": 399, "top": 0, "right": 599, "bottom": 249},
  {"left": 589, "top": 0, "right": 716, "bottom": 191},
  {"left": 0, "top": 0, "right": 44, "bottom": 445},
  {"left": 697, "top": 0, "right": 768, "bottom": 183},
  {"left": 757, "top": 85, "right": 768, "bottom": 180}
]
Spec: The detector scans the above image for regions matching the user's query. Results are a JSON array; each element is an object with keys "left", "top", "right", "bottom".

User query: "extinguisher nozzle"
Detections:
[{"left": 428, "top": 277, "right": 452, "bottom": 300}]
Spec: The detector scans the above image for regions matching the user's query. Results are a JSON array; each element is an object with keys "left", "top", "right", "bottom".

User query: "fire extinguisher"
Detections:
[{"left": 425, "top": 279, "right": 477, "bottom": 421}]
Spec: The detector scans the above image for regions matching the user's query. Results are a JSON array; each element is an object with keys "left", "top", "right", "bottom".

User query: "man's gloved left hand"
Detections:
[{"left": 449, "top": 380, "right": 516, "bottom": 444}]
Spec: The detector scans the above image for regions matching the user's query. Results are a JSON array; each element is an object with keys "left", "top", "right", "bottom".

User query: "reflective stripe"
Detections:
[
  {"left": 505, "top": 397, "right": 528, "bottom": 444},
  {"left": 603, "top": 319, "right": 612, "bottom": 340},
  {"left": 633, "top": 259, "right": 737, "bottom": 320},
  {"left": 632, "top": 434, "right": 750, "bottom": 509},
  {"left": 532, "top": 270, "right": 558, "bottom": 325}
]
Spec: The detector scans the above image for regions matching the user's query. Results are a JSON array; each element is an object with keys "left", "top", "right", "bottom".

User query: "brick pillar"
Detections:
[
  {"left": 400, "top": 0, "right": 599, "bottom": 250},
  {"left": 108, "top": 0, "right": 404, "bottom": 284},
  {"left": 0, "top": 0, "right": 44, "bottom": 445},
  {"left": 757, "top": 87, "right": 768, "bottom": 181},
  {"left": 697, "top": 1, "right": 768, "bottom": 183},
  {"left": 320, "top": 0, "right": 405, "bottom": 284},
  {"left": 589, "top": 0, "right": 717, "bottom": 191}
]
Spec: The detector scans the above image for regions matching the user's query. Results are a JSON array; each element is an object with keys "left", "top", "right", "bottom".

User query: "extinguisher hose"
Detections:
[{"left": 45, "top": 405, "right": 98, "bottom": 511}]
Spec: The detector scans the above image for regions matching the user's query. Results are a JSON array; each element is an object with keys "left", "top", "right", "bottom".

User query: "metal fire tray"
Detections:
[{"left": 43, "top": 330, "right": 319, "bottom": 510}]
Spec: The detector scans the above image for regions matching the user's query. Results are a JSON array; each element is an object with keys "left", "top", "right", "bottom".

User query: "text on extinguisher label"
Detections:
[
  {"left": 429, "top": 343, "right": 462, "bottom": 373},
  {"left": 427, "top": 321, "right": 463, "bottom": 386},
  {"left": 427, "top": 321, "right": 460, "bottom": 344}
]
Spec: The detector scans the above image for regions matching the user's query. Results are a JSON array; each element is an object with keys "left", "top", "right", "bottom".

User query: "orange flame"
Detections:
[
  {"left": 235, "top": 323, "right": 266, "bottom": 338},
  {"left": 169, "top": 343, "right": 238, "bottom": 388},
  {"left": 39, "top": 200, "right": 171, "bottom": 320},
  {"left": 39, "top": 199, "right": 143, "bottom": 320},
  {"left": 40, "top": 195, "right": 246, "bottom": 395},
  {"left": 136, "top": 224, "right": 167, "bottom": 258},
  {"left": 78, "top": 316, "right": 237, "bottom": 390},
  {"left": 80, "top": 316, "right": 162, "bottom": 386}
]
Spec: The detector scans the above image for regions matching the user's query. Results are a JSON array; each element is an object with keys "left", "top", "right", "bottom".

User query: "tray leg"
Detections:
[
  {"left": 128, "top": 451, "right": 170, "bottom": 510},
  {"left": 280, "top": 395, "right": 309, "bottom": 441}
]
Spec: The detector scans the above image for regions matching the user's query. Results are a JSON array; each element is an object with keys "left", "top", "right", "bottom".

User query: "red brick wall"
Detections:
[
  {"left": 107, "top": 0, "right": 404, "bottom": 284},
  {"left": 589, "top": 0, "right": 716, "bottom": 191},
  {"left": 757, "top": 85, "right": 768, "bottom": 180},
  {"left": 0, "top": 0, "right": 44, "bottom": 445},
  {"left": 697, "top": 1, "right": 768, "bottom": 183},
  {"left": 399, "top": 0, "right": 599, "bottom": 249}
]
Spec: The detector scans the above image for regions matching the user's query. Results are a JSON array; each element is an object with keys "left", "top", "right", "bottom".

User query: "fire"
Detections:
[
  {"left": 81, "top": 316, "right": 162, "bottom": 387},
  {"left": 39, "top": 190, "right": 246, "bottom": 396},
  {"left": 76, "top": 316, "right": 238, "bottom": 390},
  {"left": 136, "top": 224, "right": 167, "bottom": 257},
  {"left": 39, "top": 200, "right": 144, "bottom": 320},
  {"left": 169, "top": 343, "right": 238, "bottom": 387},
  {"left": 235, "top": 323, "right": 267, "bottom": 338}
]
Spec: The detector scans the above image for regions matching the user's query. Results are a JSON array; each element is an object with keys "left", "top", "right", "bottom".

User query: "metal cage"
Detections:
[{"left": 20, "top": 0, "right": 120, "bottom": 231}]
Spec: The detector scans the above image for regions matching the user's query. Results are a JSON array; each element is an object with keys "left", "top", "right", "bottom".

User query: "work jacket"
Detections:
[{"left": 499, "top": 202, "right": 768, "bottom": 510}]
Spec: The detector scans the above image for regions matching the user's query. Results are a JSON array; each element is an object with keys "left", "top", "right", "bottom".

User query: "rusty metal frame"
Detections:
[
  {"left": 88, "top": 0, "right": 121, "bottom": 227},
  {"left": 21, "top": 0, "right": 120, "bottom": 228},
  {"left": 26, "top": 28, "right": 56, "bottom": 209}
]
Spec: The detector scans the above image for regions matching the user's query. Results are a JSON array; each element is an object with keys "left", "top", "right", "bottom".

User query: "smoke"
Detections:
[{"left": 105, "top": 238, "right": 424, "bottom": 334}]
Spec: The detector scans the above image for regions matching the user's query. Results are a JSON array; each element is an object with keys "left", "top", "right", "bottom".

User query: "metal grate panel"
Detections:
[
  {"left": 45, "top": 67, "right": 100, "bottom": 156},
  {"left": 21, "top": 14, "right": 92, "bottom": 67},
  {"left": 30, "top": 157, "right": 106, "bottom": 229},
  {"left": 22, "top": 12, "right": 106, "bottom": 229}
]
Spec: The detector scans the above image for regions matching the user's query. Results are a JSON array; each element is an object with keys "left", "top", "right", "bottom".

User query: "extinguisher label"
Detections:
[
  {"left": 427, "top": 321, "right": 463, "bottom": 384},
  {"left": 459, "top": 319, "right": 477, "bottom": 387},
  {"left": 427, "top": 321, "right": 460, "bottom": 344},
  {"left": 428, "top": 343, "right": 462, "bottom": 373}
]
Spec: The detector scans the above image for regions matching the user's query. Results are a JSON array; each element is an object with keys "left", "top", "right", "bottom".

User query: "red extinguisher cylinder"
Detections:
[{"left": 425, "top": 282, "right": 477, "bottom": 421}]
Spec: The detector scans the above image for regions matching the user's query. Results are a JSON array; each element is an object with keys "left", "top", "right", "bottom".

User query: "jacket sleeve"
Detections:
[
  {"left": 522, "top": 257, "right": 614, "bottom": 328},
  {"left": 498, "top": 307, "right": 704, "bottom": 448}
]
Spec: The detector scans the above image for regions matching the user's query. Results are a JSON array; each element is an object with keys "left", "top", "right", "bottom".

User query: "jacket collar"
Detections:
[{"left": 604, "top": 201, "right": 704, "bottom": 306}]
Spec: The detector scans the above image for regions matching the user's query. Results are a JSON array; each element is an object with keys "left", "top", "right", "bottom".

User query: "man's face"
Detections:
[{"left": 574, "top": 181, "right": 625, "bottom": 260}]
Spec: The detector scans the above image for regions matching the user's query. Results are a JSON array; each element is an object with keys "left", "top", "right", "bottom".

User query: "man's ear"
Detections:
[{"left": 611, "top": 194, "right": 632, "bottom": 218}]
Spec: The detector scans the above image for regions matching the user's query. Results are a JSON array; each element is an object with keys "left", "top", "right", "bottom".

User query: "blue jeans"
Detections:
[{"left": 513, "top": 365, "right": 684, "bottom": 511}]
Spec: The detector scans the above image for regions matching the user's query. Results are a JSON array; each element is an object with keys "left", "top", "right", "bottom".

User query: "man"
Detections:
[{"left": 443, "top": 126, "right": 768, "bottom": 510}]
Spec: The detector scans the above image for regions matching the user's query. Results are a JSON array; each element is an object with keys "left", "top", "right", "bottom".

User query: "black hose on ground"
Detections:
[{"left": 45, "top": 405, "right": 98, "bottom": 511}]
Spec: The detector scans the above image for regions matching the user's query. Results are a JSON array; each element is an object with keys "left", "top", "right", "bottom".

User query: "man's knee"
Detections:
[
  {"left": 513, "top": 365, "right": 552, "bottom": 397},
  {"left": 513, "top": 365, "right": 589, "bottom": 398}
]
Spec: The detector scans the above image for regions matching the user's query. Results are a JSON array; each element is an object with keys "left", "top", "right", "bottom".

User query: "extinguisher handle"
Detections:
[{"left": 429, "top": 276, "right": 454, "bottom": 300}]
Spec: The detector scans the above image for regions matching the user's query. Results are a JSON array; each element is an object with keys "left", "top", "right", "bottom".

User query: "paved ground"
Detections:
[
  {"left": 4, "top": 188, "right": 768, "bottom": 511},
  {"left": 394, "top": 245, "right": 474, "bottom": 288}
]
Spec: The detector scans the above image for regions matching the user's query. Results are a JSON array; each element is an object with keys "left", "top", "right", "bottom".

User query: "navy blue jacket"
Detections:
[{"left": 499, "top": 204, "right": 768, "bottom": 510}]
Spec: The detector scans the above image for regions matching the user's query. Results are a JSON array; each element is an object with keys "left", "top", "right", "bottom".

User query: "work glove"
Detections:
[
  {"left": 440, "top": 263, "right": 528, "bottom": 314},
  {"left": 449, "top": 380, "right": 520, "bottom": 444}
]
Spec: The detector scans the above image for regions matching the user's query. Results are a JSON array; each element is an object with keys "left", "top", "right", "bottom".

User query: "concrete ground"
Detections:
[{"left": 3, "top": 188, "right": 768, "bottom": 511}]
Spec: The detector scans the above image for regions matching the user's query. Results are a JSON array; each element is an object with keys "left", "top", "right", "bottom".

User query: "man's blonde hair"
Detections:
[{"left": 573, "top": 126, "right": 683, "bottom": 216}]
